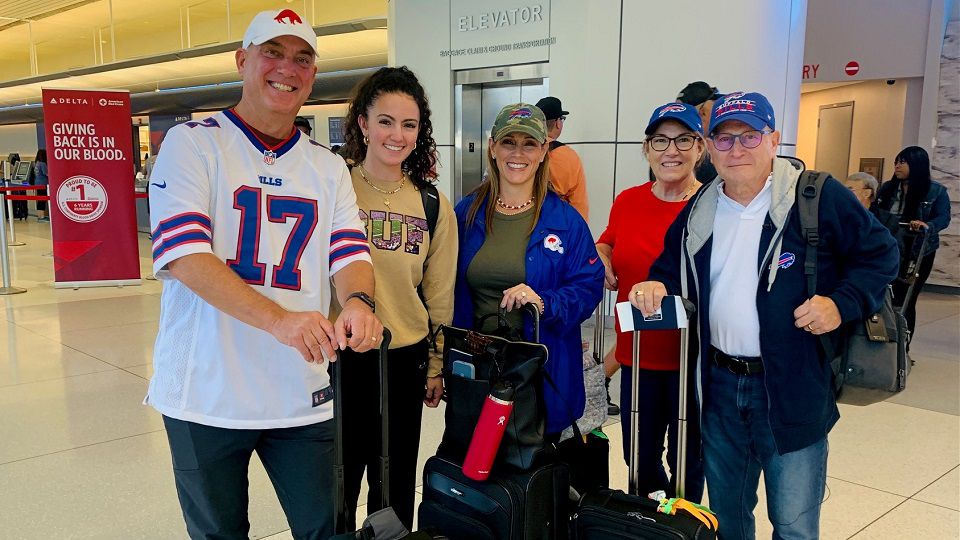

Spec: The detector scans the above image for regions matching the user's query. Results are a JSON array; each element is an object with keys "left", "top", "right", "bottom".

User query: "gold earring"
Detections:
[{"left": 363, "top": 136, "right": 369, "bottom": 145}]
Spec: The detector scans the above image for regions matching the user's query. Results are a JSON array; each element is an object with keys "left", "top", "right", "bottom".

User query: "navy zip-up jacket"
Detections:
[
  {"left": 453, "top": 191, "right": 604, "bottom": 435},
  {"left": 648, "top": 159, "right": 899, "bottom": 454}
]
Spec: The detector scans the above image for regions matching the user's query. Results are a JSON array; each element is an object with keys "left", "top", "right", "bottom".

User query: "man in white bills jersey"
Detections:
[{"left": 147, "top": 9, "right": 381, "bottom": 539}]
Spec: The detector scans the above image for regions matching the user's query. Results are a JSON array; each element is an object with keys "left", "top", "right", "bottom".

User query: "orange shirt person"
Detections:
[{"left": 536, "top": 96, "right": 589, "bottom": 220}]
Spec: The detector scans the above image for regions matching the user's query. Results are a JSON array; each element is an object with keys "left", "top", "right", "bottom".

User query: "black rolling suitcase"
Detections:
[
  {"left": 331, "top": 329, "right": 445, "bottom": 540},
  {"left": 572, "top": 296, "right": 718, "bottom": 540},
  {"left": 419, "top": 305, "right": 571, "bottom": 540}
]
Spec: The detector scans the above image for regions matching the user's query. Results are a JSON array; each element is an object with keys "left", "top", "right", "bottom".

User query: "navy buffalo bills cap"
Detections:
[
  {"left": 708, "top": 91, "right": 776, "bottom": 134},
  {"left": 644, "top": 102, "right": 703, "bottom": 135}
]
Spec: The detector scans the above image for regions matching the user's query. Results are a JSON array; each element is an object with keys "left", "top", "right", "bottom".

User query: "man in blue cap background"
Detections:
[{"left": 632, "top": 91, "right": 898, "bottom": 539}]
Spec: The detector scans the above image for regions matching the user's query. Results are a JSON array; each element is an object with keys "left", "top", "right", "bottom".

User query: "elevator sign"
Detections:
[{"left": 845, "top": 61, "right": 860, "bottom": 76}]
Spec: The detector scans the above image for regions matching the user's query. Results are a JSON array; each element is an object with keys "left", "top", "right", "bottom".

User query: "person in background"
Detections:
[
  {"left": 33, "top": 149, "right": 49, "bottom": 222},
  {"left": 337, "top": 66, "right": 458, "bottom": 531},
  {"left": 635, "top": 91, "right": 897, "bottom": 539},
  {"left": 676, "top": 81, "right": 722, "bottom": 182},
  {"left": 294, "top": 116, "right": 312, "bottom": 137},
  {"left": 874, "top": 146, "right": 951, "bottom": 345},
  {"left": 843, "top": 171, "right": 878, "bottom": 209},
  {"left": 597, "top": 102, "right": 705, "bottom": 501},
  {"left": 147, "top": 10, "right": 381, "bottom": 539},
  {"left": 454, "top": 103, "right": 604, "bottom": 441},
  {"left": 535, "top": 96, "right": 589, "bottom": 220}
]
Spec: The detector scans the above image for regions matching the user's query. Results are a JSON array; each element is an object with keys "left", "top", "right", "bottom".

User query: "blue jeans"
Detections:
[
  {"left": 702, "top": 361, "right": 828, "bottom": 540},
  {"left": 619, "top": 365, "right": 705, "bottom": 502}
]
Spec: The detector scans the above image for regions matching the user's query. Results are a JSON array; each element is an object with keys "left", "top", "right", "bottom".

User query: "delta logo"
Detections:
[
  {"left": 48, "top": 97, "right": 89, "bottom": 105},
  {"left": 274, "top": 9, "right": 303, "bottom": 25},
  {"left": 658, "top": 104, "right": 687, "bottom": 117},
  {"left": 509, "top": 108, "right": 533, "bottom": 120}
]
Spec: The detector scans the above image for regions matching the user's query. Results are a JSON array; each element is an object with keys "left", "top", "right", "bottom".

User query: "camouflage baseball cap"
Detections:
[{"left": 491, "top": 103, "right": 547, "bottom": 144}]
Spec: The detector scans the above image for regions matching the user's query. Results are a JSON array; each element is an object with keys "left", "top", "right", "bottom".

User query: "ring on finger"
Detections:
[
  {"left": 635, "top": 290, "right": 644, "bottom": 296},
  {"left": 806, "top": 323, "right": 814, "bottom": 332}
]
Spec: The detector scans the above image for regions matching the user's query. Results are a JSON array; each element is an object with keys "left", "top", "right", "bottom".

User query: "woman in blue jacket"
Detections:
[
  {"left": 874, "top": 146, "right": 951, "bottom": 342},
  {"left": 453, "top": 103, "right": 604, "bottom": 436}
]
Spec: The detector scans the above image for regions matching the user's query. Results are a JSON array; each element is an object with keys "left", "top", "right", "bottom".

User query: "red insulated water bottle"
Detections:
[{"left": 462, "top": 380, "right": 515, "bottom": 481}]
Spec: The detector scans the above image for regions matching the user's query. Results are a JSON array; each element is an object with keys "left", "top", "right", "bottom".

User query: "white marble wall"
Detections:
[{"left": 930, "top": 21, "right": 960, "bottom": 287}]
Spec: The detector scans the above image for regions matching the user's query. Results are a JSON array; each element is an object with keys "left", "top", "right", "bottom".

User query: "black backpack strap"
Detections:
[
  {"left": 549, "top": 140, "right": 565, "bottom": 150},
  {"left": 797, "top": 170, "right": 827, "bottom": 296},
  {"left": 797, "top": 170, "right": 843, "bottom": 393},
  {"left": 420, "top": 183, "right": 440, "bottom": 238}
]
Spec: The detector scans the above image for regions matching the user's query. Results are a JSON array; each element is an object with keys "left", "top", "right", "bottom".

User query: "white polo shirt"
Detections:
[{"left": 708, "top": 177, "right": 772, "bottom": 357}]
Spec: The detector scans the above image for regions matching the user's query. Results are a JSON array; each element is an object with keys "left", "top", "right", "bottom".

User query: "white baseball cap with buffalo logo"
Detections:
[{"left": 242, "top": 9, "right": 317, "bottom": 54}]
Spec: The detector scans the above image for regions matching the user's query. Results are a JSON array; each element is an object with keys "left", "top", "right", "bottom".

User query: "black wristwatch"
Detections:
[{"left": 346, "top": 291, "right": 376, "bottom": 312}]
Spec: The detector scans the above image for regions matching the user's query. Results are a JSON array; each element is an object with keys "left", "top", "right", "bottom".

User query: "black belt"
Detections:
[{"left": 710, "top": 346, "right": 764, "bottom": 375}]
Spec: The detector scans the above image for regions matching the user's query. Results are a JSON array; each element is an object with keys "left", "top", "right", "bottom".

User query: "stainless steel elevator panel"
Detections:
[{"left": 454, "top": 64, "right": 549, "bottom": 203}]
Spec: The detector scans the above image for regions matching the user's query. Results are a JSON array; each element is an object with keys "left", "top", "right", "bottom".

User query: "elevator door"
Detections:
[{"left": 454, "top": 64, "right": 549, "bottom": 203}]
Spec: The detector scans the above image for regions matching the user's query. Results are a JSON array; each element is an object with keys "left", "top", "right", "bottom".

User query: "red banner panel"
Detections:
[{"left": 42, "top": 89, "right": 140, "bottom": 287}]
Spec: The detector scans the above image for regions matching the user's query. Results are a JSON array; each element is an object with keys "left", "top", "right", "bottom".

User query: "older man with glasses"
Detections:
[
  {"left": 843, "top": 171, "right": 878, "bottom": 209},
  {"left": 631, "top": 92, "right": 898, "bottom": 539}
]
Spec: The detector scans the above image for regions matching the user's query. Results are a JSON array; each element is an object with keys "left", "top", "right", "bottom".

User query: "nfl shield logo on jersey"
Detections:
[{"left": 263, "top": 150, "right": 277, "bottom": 165}]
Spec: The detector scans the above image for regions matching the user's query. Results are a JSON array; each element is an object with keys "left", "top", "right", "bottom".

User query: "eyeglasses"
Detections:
[
  {"left": 709, "top": 130, "right": 770, "bottom": 151},
  {"left": 558, "top": 116, "right": 567, "bottom": 122},
  {"left": 646, "top": 134, "right": 699, "bottom": 152}
]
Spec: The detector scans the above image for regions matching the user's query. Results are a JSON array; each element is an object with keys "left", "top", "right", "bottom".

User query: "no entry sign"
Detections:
[{"left": 845, "top": 61, "right": 860, "bottom": 76}]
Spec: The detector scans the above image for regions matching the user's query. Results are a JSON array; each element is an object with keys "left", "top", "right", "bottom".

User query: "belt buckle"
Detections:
[{"left": 727, "top": 356, "right": 746, "bottom": 375}]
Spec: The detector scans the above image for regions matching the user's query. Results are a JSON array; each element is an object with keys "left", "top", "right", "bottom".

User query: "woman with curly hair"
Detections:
[{"left": 337, "top": 66, "right": 458, "bottom": 530}]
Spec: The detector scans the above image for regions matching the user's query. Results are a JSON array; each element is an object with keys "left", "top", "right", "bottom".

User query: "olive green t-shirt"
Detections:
[{"left": 466, "top": 208, "right": 536, "bottom": 332}]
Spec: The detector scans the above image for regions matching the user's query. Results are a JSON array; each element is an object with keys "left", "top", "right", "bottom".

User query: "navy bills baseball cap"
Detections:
[
  {"left": 645, "top": 102, "right": 704, "bottom": 135},
  {"left": 708, "top": 91, "right": 776, "bottom": 134}
]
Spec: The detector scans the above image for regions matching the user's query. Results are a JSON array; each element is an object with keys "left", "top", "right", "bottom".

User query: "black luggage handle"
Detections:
[{"left": 333, "top": 328, "right": 393, "bottom": 535}]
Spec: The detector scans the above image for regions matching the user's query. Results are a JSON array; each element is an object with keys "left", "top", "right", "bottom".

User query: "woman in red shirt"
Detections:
[{"left": 596, "top": 102, "right": 706, "bottom": 501}]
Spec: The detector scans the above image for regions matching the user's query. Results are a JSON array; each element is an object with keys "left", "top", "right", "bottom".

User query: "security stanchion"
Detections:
[
  {"left": 2, "top": 162, "right": 25, "bottom": 247},
  {"left": 4, "top": 186, "right": 26, "bottom": 247},
  {"left": 0, "top": 184, "right": 26, "bottom": 295}
]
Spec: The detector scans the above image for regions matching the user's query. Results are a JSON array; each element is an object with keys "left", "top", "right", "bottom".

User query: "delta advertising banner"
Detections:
[{"left": 42, "top": 88, "right": 141, "bottom": 287}]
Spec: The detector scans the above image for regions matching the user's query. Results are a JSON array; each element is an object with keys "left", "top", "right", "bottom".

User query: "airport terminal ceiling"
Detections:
[{"left": 0, "top": 0, "right": 388, "bottom": 123}]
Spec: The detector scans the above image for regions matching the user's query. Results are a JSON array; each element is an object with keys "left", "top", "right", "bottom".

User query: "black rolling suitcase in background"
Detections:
[
  {"left": 572, "top": 296, "right": 718, "bottom": 539},
  {"left": 331, "top": 329, "right": 445, "bottom": 540},
  {"left": 419, "top": 305, "right": 571, "bottom": 540}
]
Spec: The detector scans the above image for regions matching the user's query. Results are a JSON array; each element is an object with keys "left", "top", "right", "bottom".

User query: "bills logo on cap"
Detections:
[
  {"left": 777, "top": 252, "right": 796, "bottom": 269},
  {"left": 274, "top": 9, "right": 303, "bottom": 24},
  {"left": 658, "top": 104, "right": 688, "bottom": 117},
  {"left": 715, "top": 97, "right": 756, "bottom": 118},
  {"left": 509, "top": 108, "right": 533, "bottom": 120},
  {"left": 543, "top": 233, "right": 564, "bottom": 254}
]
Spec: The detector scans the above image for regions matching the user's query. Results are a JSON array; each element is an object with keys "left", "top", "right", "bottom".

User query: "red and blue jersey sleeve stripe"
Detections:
[
  {"left": 152, "top": 212, "right": 213, "bottom": 261},
  {"left": 329, "top": 228, "right": 370, "bottom": 267}
]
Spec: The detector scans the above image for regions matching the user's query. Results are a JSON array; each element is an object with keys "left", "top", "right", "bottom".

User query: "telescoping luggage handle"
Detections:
[
  {"left": 332, "top": 328, "right": 393, "bottom": 535},
  {"left": 616, "top": 296, "right": 696, "bottom": 499}
]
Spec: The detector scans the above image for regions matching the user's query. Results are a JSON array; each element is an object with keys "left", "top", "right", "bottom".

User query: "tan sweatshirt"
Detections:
[{"left": 335, "top": 167, "right": 457, "bottom": 377}]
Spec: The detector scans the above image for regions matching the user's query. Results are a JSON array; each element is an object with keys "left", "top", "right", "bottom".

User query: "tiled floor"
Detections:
[{"left": 0, "top": 219, "right": 956, "bottom": 539}]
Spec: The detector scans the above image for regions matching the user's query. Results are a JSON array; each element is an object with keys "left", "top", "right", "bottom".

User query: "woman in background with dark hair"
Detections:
[
  {"left": 33, "top": 150, "right": 49, "bottom": 222},
  {"left": 874, "top": 145, "right": 951, "bottom": 343},
  {"left": 338, "top": 66, "right": 457, "bottom": 530}
]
